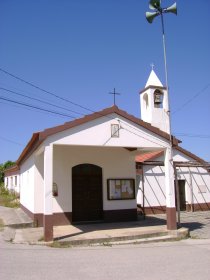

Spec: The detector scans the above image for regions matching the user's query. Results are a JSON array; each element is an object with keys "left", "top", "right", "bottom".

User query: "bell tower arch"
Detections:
[{"left": 140, "top": 69, "right": 170, "bottom": 133}]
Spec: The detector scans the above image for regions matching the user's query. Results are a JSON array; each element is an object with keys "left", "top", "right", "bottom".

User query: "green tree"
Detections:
[
  {"left": 0, "top": 164, "right": 4, "bottom": 183},
  {"left": 0, "top": 161, "right": 16, "bottom": 184}
]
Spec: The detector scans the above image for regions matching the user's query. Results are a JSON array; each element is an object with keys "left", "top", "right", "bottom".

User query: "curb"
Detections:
[{"left": 19, "top": 227, "right": 189, "bottom": 247}]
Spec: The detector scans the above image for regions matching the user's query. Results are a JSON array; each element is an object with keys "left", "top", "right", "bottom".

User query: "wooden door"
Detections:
[
  {"left": 177, "top": 180, "right": 186, "bottom": 211},
  {"left": 72, "top": 164, "right": 103, "bottom": 222}
]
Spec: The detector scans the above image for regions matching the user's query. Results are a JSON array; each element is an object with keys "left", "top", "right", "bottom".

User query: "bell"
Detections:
[{"left": 154, "top": 90, "right": 162, "bottom": 105}]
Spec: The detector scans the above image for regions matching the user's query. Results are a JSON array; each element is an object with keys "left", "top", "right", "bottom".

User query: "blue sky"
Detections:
[{"left": 0, "top": 0, "right": 209, "bottom": 163}]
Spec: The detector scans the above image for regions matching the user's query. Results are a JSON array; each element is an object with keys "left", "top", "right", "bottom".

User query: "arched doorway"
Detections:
[{"left": 72, "top": 164, "right": 103, "bottom": 222}]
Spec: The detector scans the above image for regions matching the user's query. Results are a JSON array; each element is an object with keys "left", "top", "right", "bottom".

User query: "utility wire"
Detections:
[
  {"left": 0, "top": 67, "right": 95, "bottom": 114},
  {"left": 0, "top": 99, "right": 61, "bottom": 116},
  {"left": 0, "top": 67, "right": 197, "bottom": 148},
  {"left": 0, "top": 136, "right": 24, "bottom": 146},
  {"left": 0, "top": 96, "right": 76, "bottom": 119},
  {"left": 122, "top": 125, "right": 167, "bottom": 148},
  {"left": 174, "top": 133, "right": 210, "bottom": 139},
  {"left": 172, "top": 83, "right": 210, "bottom": 114},
  {"left": 1, "top": 66, "right": 209, "bottom": 119},
  {"left": 0, "top": 87, "right": 83, "bottom": 116}
]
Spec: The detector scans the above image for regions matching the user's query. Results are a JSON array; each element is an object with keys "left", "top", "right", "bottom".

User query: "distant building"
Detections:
[{"left": 4, "top": 165, "right": 20, "bottom": 194}]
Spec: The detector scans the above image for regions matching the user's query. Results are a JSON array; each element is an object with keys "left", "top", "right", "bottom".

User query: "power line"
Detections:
[
  {"left": 0, "top": 87, "right": 83, "bottom": 116},
  {"left": 0, "top": 99, "right": 60, "bottom": 116},
  {"left": 172, "top": 83, "right": 210, "bottom": 114},
  {"left": 0, "top": 96, "right": 76, "bottom": 119},
  {"left": 0, "top": 67, "right": 201, "bottom": 148},
  {"left": 174, "top": 133, "right": 210, "bottom": 139},
  {"left": 122, "top": 125, "right": 167, "bottom": 148},
  {"left": 0, "top": 68, "right": 171, "bottom": 148},
  {"left": 1, "top": 66, "right": 209, "bottom": 120},
  {"left": 0, "top": 67, "right": 95, "bottom": 114},
  {"left": 0, "top": 136, "right": 24, "bottom": 146}
]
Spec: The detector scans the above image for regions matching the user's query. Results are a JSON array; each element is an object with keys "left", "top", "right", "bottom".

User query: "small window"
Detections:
[
  {"left": 15, "top": 176, "right": 17, "bottom": 186},
  {"left": 111, "top": 124, "right": 120, "bottom": 137},
  {"left": 143, "top": 93, "right": 149, "bottom": 109}
]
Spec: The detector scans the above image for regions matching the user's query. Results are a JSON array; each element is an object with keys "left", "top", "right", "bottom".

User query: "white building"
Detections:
[
  {"left": 4, "top": 165, "right": 20, "bottom": 194},
  {"left": 136, "top": 147, "right": 210, "bottom": 214},
  {"left": 136, "top": 70, "right": 210, "bottom": 214},
  {"left": 4, "top": 69, "right": 209, "bottom": 241}
]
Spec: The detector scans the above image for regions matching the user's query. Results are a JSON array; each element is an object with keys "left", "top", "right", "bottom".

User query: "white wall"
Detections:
[
  {"left": 53, "top": 145, "right": 137, "bottom": 213},
  {"left": 34, "top": 152, "right": 44, "bottom": 213},
  {"left": 42, "top": 113, "right": 169, "bottom": 150},
  {"left": 140, "top": 88, "right": 170, "bottom": 134},
  {"left": 137, "top": 165, "right": 166, "bottom": 208},
  {"left": 19, "top": 112, "right": 172, "bottom": 215},
  {"left": 20, "top": 155, "right": 35, "bottom": 213},
  {"left": 176, "top": 166, "right": 210, "bottom": 206},
  {"left": 137, "top": 150, "right": 210, "bottom": 208},
  {"left": 4, "top": 174, "right": 20, "bottom": 193}
]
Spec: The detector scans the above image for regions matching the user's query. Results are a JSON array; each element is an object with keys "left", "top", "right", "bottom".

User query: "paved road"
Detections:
[{"left": 1, "top": 229, "right": 210, "bottom": 280}]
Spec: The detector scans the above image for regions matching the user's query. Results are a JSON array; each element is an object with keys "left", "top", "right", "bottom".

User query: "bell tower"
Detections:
[{"left": 140, "top": 69, "right": 170, "bottom": 133}]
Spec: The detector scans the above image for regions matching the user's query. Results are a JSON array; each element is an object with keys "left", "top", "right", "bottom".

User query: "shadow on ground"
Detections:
[
  {"left": 54, "top": 214, "right": 167, "bottom": 241},
  {"left": 180, "top": 222, "right": 204, "bottom": 232}
]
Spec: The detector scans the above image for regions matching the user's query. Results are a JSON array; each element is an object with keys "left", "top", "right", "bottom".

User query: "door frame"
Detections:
[{"left": 72, "top": 163, "right": 103, "bottom": 223}]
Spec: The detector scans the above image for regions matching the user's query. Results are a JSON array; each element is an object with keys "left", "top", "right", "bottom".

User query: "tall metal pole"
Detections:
[
  {"left": 160, "top": 11, "right": 178, "bottom": 227},
  {"left": 146, "top": 1, "right": 178, "bottom": 229},
  {"left": 160, "top": 12, "right": 173, "bottom": 144}
]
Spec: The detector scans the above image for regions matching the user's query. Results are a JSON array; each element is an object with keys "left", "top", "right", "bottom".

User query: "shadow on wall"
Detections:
[{"left": 178, "top": 167, "right": 210, "bottom": 211}]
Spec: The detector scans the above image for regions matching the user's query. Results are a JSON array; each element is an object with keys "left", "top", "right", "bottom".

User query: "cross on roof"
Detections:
[
  {"left": 109, "top": 88, "right": 121, "bottom": 106},
  {"left": 150, "top": 63, "right": 155, "bottom": 70}
]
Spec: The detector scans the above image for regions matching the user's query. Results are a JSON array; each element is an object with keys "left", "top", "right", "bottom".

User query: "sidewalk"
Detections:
[{"left": 0, "top": 206, "right": 189, "bottom": 246}]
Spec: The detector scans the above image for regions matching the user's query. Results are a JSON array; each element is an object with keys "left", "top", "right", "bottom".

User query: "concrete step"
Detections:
[
  {"left": 2, "top": 227, "right": 16, "bottom": 242},
  {"left": 3, "top": 207, "right": 33, "bottom": 229},
  {"left": 93, "top": 235, "right": 182, "bottom": 246},
  {"left": 50, "top": 227, "right": 189, "bottom": 247}
]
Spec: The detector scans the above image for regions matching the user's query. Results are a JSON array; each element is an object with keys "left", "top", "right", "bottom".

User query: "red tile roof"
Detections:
[{"left": 135, "top": 151, "right": 164, "bottom": 163}]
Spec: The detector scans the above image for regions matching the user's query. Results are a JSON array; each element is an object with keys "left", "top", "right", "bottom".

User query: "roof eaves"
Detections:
[
  {"left": 16, "top": 132, "right": 40, "bottom": 166},
  {"left": 175, "top": 145, "right": 207, "bottom": 164},
  {"left": 16, "top": 105, "right": 180, "bottom": 166}
]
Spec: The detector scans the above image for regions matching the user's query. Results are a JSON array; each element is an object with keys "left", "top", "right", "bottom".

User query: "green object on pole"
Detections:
[{"left": 146, "top": 1, "right": 177, "bottom": 23}]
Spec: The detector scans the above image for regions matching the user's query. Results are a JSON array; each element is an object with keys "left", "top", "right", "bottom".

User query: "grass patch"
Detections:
[
  {"left": 48, "top": 241, "right": 72, "bottom": 248},
  {"left": 0, "top": 218, "right": 4, "bottom": 231},
  {"left": 38, "top": 236, "right": 44, "bottom": 242},
  {"left": 102, "top": 242, "right": 112, "bottom": 247},
  {"left": 0, "top": 185, "right": 20, "bottom": 208},
  {"left": 190, "top": 235, "right": 200, "bottom": 239}
]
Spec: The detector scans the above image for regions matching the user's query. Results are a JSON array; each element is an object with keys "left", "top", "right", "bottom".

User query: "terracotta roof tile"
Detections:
[{"left": 135, "top": 151, "right": 163, "bottom": 163}]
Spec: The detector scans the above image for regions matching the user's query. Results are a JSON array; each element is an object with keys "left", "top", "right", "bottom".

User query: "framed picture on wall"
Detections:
[{"left": 107, "top": 179, "right": 135, "bottom": 200}]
